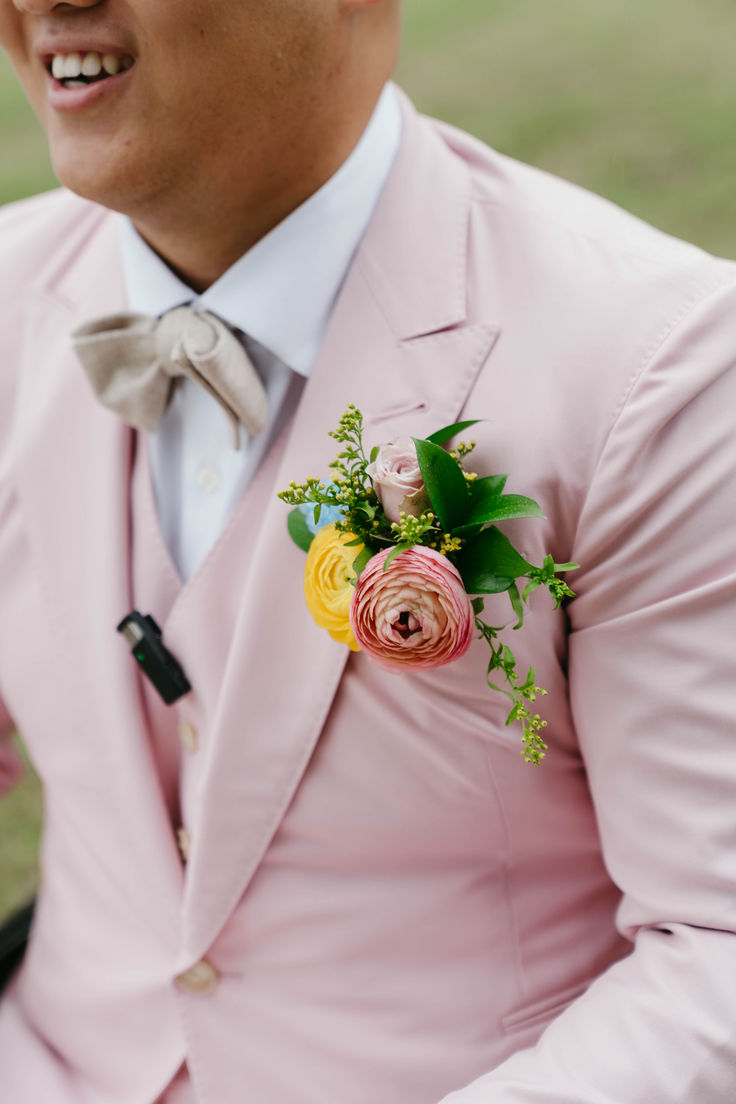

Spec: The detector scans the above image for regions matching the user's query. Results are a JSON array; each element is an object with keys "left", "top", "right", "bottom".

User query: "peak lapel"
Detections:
[
  {"left": 181, "top": 98, "right": 501, "bottom": 960},
  {"left": 13, "top": 210, "right": 184, "bottom": 933}
]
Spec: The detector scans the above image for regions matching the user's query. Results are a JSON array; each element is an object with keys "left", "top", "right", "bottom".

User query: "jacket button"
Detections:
[
  {"left": 175, "top": 959, "right": 219, "bottom": 995},
  {"left": 179, "top": 720, "right": 198, "bottom": 753}
]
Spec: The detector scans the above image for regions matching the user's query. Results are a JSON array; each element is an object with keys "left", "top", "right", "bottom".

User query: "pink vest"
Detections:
[{"left": 131, "top": 429, "right": 294, "bottom": 1102}]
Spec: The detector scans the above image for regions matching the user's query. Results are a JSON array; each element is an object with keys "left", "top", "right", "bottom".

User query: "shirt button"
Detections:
[
  {"left": 175, "top": 959, "right": 219, "bottom": 996},
  {"left": 179, "top": 720, "right": 198, "bottom": 753},
  {"left": 196, "top": 465, "right": 221, "bottom": 494},
  {"left": 177, "top": 826, "right": 191, "bottom": 862}
]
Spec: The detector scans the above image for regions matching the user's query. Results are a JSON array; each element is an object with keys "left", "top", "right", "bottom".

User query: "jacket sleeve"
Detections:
[
  {"left": 439, "top": 276, "right": 736, "bottom": 1103},
  {"left": 0, "top": 700, "right": 23, "bottom": 798}
]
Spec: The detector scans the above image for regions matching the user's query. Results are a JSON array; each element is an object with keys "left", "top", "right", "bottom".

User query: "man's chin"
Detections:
[{"left": 50, "top": 152, "right": 143, "bottom": 217}]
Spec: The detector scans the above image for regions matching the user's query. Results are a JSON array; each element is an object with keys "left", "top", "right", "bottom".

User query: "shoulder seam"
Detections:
[{"left": 570, "top": 270, "right": 736, "bottom": 553}]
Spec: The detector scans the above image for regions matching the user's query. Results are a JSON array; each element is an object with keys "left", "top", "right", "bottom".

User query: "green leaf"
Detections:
[
  {"left": 468, "top": 474, "right": 508, "bottom": 503},
  {"left": 521, "top": 666, "right": 537, "bottom": 692},
  {"left": 456, "top": 493, "right": 544, "bottom": 532},
  {"left": 554, "top": 561, "right": 579, "bottom": 573},
  {"left": 369, "top": 445, "right": 379, "bottom": 463},
  {"left": 471, "top": 596, "right": 485, "bottom": 616},
  {"left": 456, "top": 526, "right": 534, "bottom": 595},
  {"left": 425, "top": 419, "right": 481, "bottom": 446},
  {"left": 287, "top": 507, "right": 314, "bottom": 554},
  {"left": 507, "top": 582, "right": 524, "bottom": 629},
  {"left": 488, "top": 680, "right": 514, "bottom": 703},
  {"left": 383, "top": 542, "right": 413, "bottom": 570},
  {"left": 351, "top": 545, "right": 373, "bottom": 580},
  {"left": 413, "top": 437, "right": 470, "bottom": 531},
  {"left": 313, "top": 503, "right": 322, "bottom": 525},
  {"left": 521, "top": 578, "right": 542, "bottom": 602}
]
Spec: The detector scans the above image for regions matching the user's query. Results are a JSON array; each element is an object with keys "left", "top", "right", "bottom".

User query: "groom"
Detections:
[{"left": 0, "top": 1, "right": 735, "bottom": 1102}]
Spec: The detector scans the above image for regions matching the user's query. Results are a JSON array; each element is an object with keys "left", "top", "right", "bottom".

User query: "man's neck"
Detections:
[{"left": 127, "top": 97, "right": 384, "bottom": 294}]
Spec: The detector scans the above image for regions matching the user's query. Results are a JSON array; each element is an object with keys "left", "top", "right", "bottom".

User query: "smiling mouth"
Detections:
[{"left": 47, "top": 51, "right": 134, "bottom": 89}]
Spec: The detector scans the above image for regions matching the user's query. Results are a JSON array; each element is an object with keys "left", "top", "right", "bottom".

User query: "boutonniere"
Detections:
[{"left": 278, "top": 406, "right": 577, "bottom": 764}]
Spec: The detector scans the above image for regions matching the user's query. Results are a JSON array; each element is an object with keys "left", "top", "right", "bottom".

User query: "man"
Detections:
[{"left": 0, "top": 0, "right": 734, "bottom": 1101}]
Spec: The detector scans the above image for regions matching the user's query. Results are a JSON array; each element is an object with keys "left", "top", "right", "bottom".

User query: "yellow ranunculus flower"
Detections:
[{"left": 304, "top": 523, "right": 363, "bottom": 650}]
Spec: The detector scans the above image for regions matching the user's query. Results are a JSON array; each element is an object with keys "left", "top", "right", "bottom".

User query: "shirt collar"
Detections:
[{"left": 119, "top": 82, "right": 402, "bottom": 378}]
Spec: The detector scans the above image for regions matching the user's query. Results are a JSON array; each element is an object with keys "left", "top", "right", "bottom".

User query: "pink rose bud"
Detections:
[
  {"left": 349, "top": 546, "right": 474, "bottom": 670},
  {"left": 366, "top": 439, "right": 430, "bottom": 524}
]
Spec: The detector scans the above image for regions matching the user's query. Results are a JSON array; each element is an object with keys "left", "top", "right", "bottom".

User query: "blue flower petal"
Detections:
[{"left": 297, "top": 501, "right": 346, "bottom": 535}]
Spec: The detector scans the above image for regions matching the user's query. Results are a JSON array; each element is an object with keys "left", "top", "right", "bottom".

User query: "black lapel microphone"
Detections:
[{"left": 117, "top": 611, "right": 191, "bottom": 705}]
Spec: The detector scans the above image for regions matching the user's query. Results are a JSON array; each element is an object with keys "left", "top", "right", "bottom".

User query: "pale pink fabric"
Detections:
[
  {"left": 158, "top": 1065, "right": 194, "bottom": 1104},
  {"left": 0, "top": 92, "right": 734, "bottom": 1104}
]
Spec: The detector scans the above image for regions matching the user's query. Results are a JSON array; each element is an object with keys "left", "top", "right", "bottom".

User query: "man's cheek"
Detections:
[{"left": 0, "top": 10, "right": 27, "bottom": 67}]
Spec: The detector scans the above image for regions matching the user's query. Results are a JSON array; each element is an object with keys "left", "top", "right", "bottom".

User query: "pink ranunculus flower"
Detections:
[
  {"left": 349, "top": 546, "right": 474, "bottom": 670},
  {"left": 366, "top": 439, "right": 430, "bottom": 524}
]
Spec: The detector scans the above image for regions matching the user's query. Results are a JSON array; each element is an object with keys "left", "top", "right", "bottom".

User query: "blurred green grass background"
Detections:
[{"left": 1, "top": 0, "right": 735, "bottom": 919}]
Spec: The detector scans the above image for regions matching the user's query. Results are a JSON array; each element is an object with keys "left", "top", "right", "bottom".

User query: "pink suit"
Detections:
[{"left": 0, "top": 93, "right": 735, "bottom": 1102}]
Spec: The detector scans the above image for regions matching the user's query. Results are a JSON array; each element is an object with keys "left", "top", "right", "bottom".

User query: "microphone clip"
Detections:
[{"left": 117, "top": 611, "right": 191, "bottom": 705}]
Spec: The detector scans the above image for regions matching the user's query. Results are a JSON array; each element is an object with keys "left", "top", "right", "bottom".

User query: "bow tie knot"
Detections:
[{"left": 73, "top": 306, "right": 268, "bottom": 448}]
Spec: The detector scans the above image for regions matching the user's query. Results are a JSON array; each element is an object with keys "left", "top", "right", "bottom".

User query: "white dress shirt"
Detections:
[{"left": 119, "top": 83, "right": 402, "bottom": 581}]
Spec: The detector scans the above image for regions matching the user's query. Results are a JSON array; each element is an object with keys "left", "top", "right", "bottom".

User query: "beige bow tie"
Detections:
[{"left": 72, "top": 306, "right": 268, "bottom": 448}]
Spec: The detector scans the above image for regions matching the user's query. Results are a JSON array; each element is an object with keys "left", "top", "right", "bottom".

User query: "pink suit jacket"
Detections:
[{"left": 0, "top": 93, "right": 735, "bottom": 1103}]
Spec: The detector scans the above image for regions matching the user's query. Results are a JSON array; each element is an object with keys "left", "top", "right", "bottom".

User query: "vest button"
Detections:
[
  {"left": 175, "top": 959, "right": 219, "bottom": 996},
  {"left": 179, "top": 720, "right": 199, "bottom": 753}
]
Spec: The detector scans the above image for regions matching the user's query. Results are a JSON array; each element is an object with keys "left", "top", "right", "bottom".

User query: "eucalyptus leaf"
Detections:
[
  {"left": 413, "top": 437, "right": 470, "bottom": 530},
  {"left": 287, "top": 507, "right": 314, "bottom": 553},
  {"left": 425, "top": 419, "right": 481, "bottom": 447},
  {"left": 456, "top": 526, "right": 534, "bottom": 595}
]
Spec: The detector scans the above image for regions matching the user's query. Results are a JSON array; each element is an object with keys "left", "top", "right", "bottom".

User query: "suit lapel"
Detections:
[
  {"left": 181, "top": 99, "right": 501, "bottom": 959},
  {"left": 14, "top": 211, "right": 184, "bottom": 935}
]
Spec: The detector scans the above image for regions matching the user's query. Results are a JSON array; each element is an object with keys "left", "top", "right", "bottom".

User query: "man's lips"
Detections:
[{"left": 43, "top": 51, "right": 135, "bottom": 112}]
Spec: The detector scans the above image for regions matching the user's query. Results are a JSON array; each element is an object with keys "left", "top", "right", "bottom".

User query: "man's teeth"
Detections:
[
  {"left": 82, "top": 53, "right": 102, "bottom": 77},
  {"left": 51, "top": 51, "right": 133, "bottom": 83}
]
